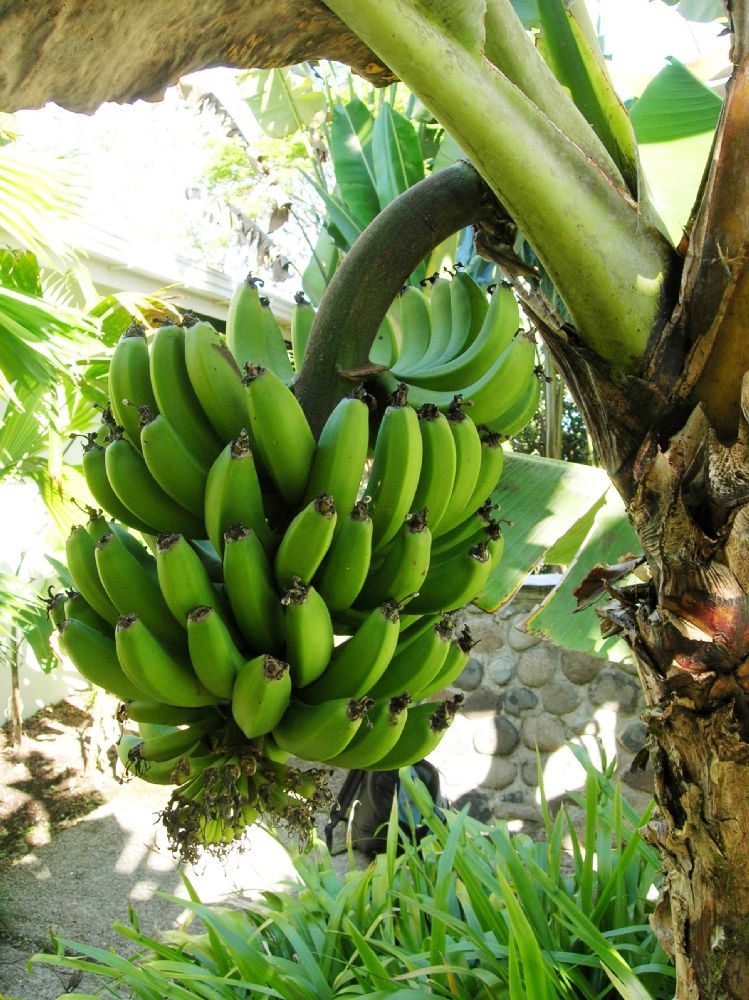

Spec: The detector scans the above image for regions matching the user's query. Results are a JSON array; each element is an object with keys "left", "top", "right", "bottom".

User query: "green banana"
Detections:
[
  {"left": 378, "top": 329, "right": 538, "bottom": 424},
  {"left": 65, "top": 524, "right": 119, "bottom": 626},
  {"left": 62, "top": 590, "right": 109, "bottom": 633},
  {"left": 156, "top": 532, "right": 228, "bottom": 627},
  {"left": 406, "top": 541, "right": 494, "bottom": 614},
  {"left": 408, "top": 274, "right": 452, "bottom": 373},
  {"left": 460, "top": 426, "right": 505, "bottom": 519},
  {"left": 302, "top": 387, "right": 371, "bottom": 519},
  {"left": 243, "top": 363, "right": 316, "bottom": 506},
  {"left": 95, "top": 530, "right": 185, "bottom": 648},
  {"left": 115, "top": 614, "right": 220, "bottom": 708},
  {"left": 62, "top": 590, "right": 112, "bottom": 637},
  {"left": 431, "top": 499, "right": 499, "bottom": 558},
  {"left": 104, "top": 430, "right": 205, "bottom": 537},
  {"left": 390, "top": 284, "right": 432, "bottom": 376},
  {"left": 132, "top": 717, "right": 218, "bottom": 762},
  {"left": 366, "top": 384, "right": 423, "bottom": 551},
  {"left": 414, "top": 624, "right": 478, "bottom": 699},
  {"left": 274, "top": 493, "right": 337, "bottom": 590},
  {"left": 438, "top": 269, "right": 488, "bottom": 365},
  {"left": 184, "top": 320, "right": 250, "bottom": 445},
  {"left": 290, "top": 291, "right": 315, "bottom": 371},
  {"left": 149, "top": 322, "right": 223, "bottom": 466},
  {"left": 121, "top": 699, "right": 216, "bottom": 725},
  {"left": 107, "top": 322, "right": 158, "bottom": 449},
  {"left": 325, "top": 693, "right": 411, "bottom": 769},
  {"left": 405, "top": 281, "right": 518, "bottom": 390},
  {"left": 44, "top": 588, "right": 68, "bottom": 628},
  {"left": 122, "top": 744, "right": 225, "bottom": 786},
  {"left": 315, "top": 498, "right": 373, "bottom": 612},
  {"left": 355, "top": 509, "right": 432, "bottom": 608},
  {"left": 369, "top": 313, "right": 400, "bottom": 368},
  {"left": 82, "top": 438, "right": 157, "bottom": 533},
  {"left": 272, "top": 695, "right": 373, "bottom": 762},
  {"left": 231, "top": 654, "right": 292, "bottom": 740},
  {"left": 187, "top": 605, "right": 245, "bottom": 700},
  {"left": 204, "top": 430, "right": 276, "bottom": 557},
  {"left": 259, "top": 295, "right": 295, "bottom": 381},
  {"left": 227, "top": 274, "right": 294, "bottom": 379},
  {"left": 139, "top": 406, "right": 209, "bottom": 518},
  {"left": 299, "top": 600, "right": 401, "bottom": 704},
  {"left": 58, "top": 617, "right": 143, "bottom": 701},
  {"left": 433, "top": 398, "right": 483, "bottom": 536},
  {"left": 223, "top": 524, "right": 284, "bottom": 654},
  {"left": 366, "top": 695, "right": 463, "bottom": 770},
  {"left": 281, "top": 578, "right": 334, "bottom": 688},
  {"left": 368, "top": 614, "right": 453, "bottom": 699},
  {"left": 486, "top": 367, "right": 542, "bottom": 437},
  {"left": 410, "top": 404, "right": 457, "bottom": 533}
]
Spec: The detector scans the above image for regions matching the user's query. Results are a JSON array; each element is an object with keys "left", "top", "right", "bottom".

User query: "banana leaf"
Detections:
[
  {"left": 630, "top": 58, "right": 723, "bottom": 243},
  {"left": 524, "top": 488, "right": 640, "bottom": 663},
  {"left": 244, "top": 68, "right": 325, "bottom": 139},
  {"left": 371, "top": 103, "right": 425, "bottom": 212},
  {"left": 476, "top": 451, "right": 611, "bottom": 612},
  {"left": 329, "top": 96, "right": 380, "bottom": 230}
]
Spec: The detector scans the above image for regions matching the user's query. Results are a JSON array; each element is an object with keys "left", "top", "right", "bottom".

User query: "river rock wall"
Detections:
[{"left": 428, "top": 585, "right": 653, "bottom": 831}]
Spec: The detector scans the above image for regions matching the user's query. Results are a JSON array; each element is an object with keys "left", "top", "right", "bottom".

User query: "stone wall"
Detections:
[{"left": 428, "top": 584, "right": 653, "bottom": 831}]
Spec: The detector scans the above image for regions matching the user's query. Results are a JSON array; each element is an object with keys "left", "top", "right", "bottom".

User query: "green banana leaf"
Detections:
[
  {"left": 243, "top": 68, "right": 325, "bottom": 139},
  {"left": 674, "top": 0, "right": 726, "bottom": 21},
  {"left": 301, "top": 228, "right": 342, "bottom": 306},
  {"left": 371, "top": 103, "right": 425, "bottom": 211},
  {"left": 536, "top": 0, "right": 638, "bottom": 192},
  {"left": 329, "top": 97, "right": 380, "bottom": 230},
  {"left": 630, "top": 58, "right": 723, "bottom": 243},
  {"left": 476, "top": 451, "right": 611, "bottom": 612},
  {"left": 524, "top": 488, "right": 640, "bottom": 663}
]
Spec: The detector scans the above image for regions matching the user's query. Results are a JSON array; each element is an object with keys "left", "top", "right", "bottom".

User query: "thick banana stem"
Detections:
[{"left": 294, "top": 160, "right": 490, "bottom": 437}]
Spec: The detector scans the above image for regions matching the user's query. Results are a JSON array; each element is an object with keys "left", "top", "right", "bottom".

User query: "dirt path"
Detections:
[{"left": 0, "top": 697, "right": 333, "bottom": 1000}]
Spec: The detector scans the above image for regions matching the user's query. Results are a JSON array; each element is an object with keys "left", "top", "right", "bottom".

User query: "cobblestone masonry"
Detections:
[{"left": 426, "top": 585, "right": 654, "bottom": 832}]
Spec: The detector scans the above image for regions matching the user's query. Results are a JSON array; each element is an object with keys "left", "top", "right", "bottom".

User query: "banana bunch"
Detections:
[{"left": 58, "top": 269, "right": 540, "bottom": 858}]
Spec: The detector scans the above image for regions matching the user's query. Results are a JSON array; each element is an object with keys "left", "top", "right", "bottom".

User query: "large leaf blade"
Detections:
[{"left": 329, "top": 96, "right": 380, "bottom": 230}]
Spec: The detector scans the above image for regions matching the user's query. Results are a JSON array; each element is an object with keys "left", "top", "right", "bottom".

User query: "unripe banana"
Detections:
[
  {"left": 431, "top": 498, "right": 498, "bottom": 558},
  {"left": 315, "top": 498, "right": 373, "bottom": 612},
  {"left": 410, "top": 404, "right": 457, "bottom": 533},
  {"left": 434, "top": 397, "right": 483, "bottom": 535},
  {"left": 409, "top": 274, "right": 452, "bottom": 372},
  {"left": 259, "top": 295, "right": 295, "bottom": 381},
  {"left": 368, "top": 614, "right": 453, "bottom": 699},
  {"left": 366, "top": 695, "right": 463, "bottom": 770},
  {"left": 121, "top": 699, "right": 217, "bottom": 726},
  {"left": 413, "top": 624, "right": 478, "bottom": 699},
  {"left": 231, "top": 654, "right": 292, "bottom": 740},
  {"left": 95, "top": 530, "right": 185, "bottom": 649},
  {"left": 486, "top": 366, "right": 542, "bottom": 437},
  {"left": 227, "top": 274, "right": 294, "bottom": 380},
  {"left": 272, "top": 695, "right": 373, "bottom": 762},
  {"left": 366, "top": 384, "right": 423, "bottom": 552},
  {"left": 302, "top": 387, "right": 371, "bottom": 518},
  {"left": 461, "top": 425, "right": 504, "bottom": 519},
  {"left": 86, "top": 514, "right": 156, "bottom": 570},
  {"left": 81, "top": 439, "right": 156, "bottom": 533},
  {"left": 243, "top": 363, "right": 316, "bottom": 506},
  {"left": 132, "top": 717, "right": 217, "bottom": 763},
  {"left": 139, "top": 406, "right": 209, "bottom": 518},
  {"left": 274, "top": 493, "right": 337, "bottom": 590},
  {"left": 324, "top": 694, "right": 411, "bottom": 769},
  {"left": 390, "top": 284, "right": 432, "bottom": 376},
  {"left": 300, "top": 600, "right": 401, "bottom": 704},
  {"left": 123, "top": 746, "right": 225, "bottom": 786},
  {"left": 184, "top": 320, "right": 250, "bottom": 445},
  {"left": 290, "top": 291, "right": 315, "bottom": 371},
  {"left": 63, "top": 590, "right": 109, "bottom": 634},
  {"left": 223, "top": 524, "right": 284, "bottom": 654},
  {"left": 104, "top": 430, "right": 204, "bottom": 537},
  {"left": 156, "top": 533, "right": 227, "bottom": 628},
  {"left": 440, "top": 269, "right": 488, "bottom": 364},
  {"left": 108, "top": 323, "right": 158, "bottom": 449},
  {"left": 281, "top": 578, "right": 334, "bottom": 688},
  {"left": 115, "top": 614, "right": 220, "bottom": 708},
  {"left": 406, "top": 541, "right": 494, "bottom": 614},
  {"left": 65, "top": 524, "right": 119, "bottom": 626},
  {"left": 44, "top": 588, "right": 68, "bottom": 628},
  {"left": 149, "top": 322, "right": 223, "bottom": 466},
  {"left": 58, "top": 618, "right": 143, "bottom": 701},
  {"left": 187, "top": 606, "right": 245, "bottom": 700},
  {"left": 355, "top": 508, "right": 432, "bottom": 609},
  {"left": 204, "top": 430, "right": 276, "bottom": 557}
]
